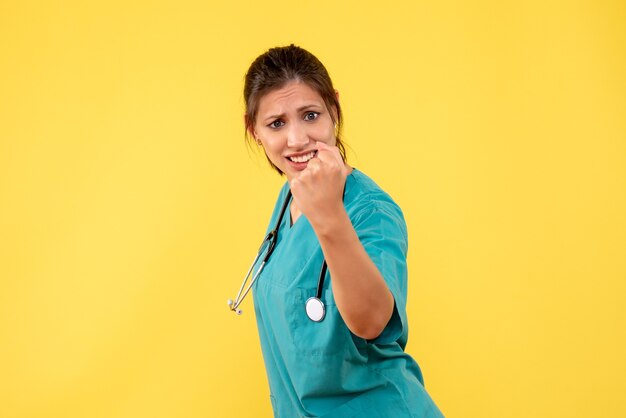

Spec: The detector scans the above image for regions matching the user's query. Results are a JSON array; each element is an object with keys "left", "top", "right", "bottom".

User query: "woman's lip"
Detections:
[
  {"left": 285, "top": 150, "right": 317, "bottom": 158},
  {"left": 285, "top": 156, "right": 312, "bottom": 170}
]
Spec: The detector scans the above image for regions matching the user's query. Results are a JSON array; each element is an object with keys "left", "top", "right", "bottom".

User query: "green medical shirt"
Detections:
[{"left": 252, "top": 169, "right": 444, "bottom": 418}]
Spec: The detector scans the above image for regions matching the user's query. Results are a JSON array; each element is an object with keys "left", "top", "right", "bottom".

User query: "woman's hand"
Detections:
[{"left": 289, "top": 141, "right": 350, "bottom": 230}]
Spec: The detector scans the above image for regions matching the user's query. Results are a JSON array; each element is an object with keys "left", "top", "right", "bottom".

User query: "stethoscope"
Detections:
[{"left": 227, "top": 190, "right": 328, "bottom": 322}]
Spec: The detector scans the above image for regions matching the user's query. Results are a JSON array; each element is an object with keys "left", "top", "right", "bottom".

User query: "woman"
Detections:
[{"left": 235, "top": 44, "right": 444, "bottom": 417}]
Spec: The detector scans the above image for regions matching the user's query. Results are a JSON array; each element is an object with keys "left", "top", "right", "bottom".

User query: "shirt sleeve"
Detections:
[{"left": 350, "top": 199, "right": 409, "bottom": 346}]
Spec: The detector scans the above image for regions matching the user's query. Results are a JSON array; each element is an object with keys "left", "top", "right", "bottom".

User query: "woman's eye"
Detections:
[
  {"left": 304, "top": 112, "right": 319, "bottom": 121},
  {"left": 269, "top": 120, "right": 284, "bottom": 129}
]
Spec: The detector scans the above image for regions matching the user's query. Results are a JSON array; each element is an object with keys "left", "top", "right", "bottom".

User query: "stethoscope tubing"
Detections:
[
  {"left": 316, "top": 261, "right": 327, "bottom": 300},
  {"left": 229, "top": 190, "right": 292, "bottom": 313},
  {"left": 230, "top": 183, "right": 345, "bottom": 319}
]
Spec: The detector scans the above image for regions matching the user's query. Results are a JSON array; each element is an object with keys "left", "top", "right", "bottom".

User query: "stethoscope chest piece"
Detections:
[{"left": 305, "top": 297, "right": 326, "bottom": 322}]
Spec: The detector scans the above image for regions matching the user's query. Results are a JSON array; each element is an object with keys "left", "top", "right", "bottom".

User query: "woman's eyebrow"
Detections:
[{"left": 263, "top": 104, "right": 324, "bottom": 121}]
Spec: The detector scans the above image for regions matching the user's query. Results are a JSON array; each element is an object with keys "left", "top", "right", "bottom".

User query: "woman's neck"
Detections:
[{"left": 289, "top": 201, "right": 302, "bottom": 226}]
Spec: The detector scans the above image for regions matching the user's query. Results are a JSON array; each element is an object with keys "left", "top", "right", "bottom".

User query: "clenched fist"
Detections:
[{"left": 289, "top": 141, "right": 352, "bottom": 230}]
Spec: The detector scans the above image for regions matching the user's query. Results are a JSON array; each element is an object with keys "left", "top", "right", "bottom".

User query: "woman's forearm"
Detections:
[{"left": 311, "top": 208, "right": 394, "bottom": 340}]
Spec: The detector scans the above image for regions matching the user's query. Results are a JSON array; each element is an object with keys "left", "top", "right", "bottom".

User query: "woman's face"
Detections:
[{"left": 252, "top": 81, "right": 337, "bottom": 181}]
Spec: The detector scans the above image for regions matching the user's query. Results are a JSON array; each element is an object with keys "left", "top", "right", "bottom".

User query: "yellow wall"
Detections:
[{"left": 1, "top": 1, "right": 624, "bottom": 417}]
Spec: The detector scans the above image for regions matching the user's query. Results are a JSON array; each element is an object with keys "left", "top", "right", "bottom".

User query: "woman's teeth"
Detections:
[{"left": 288, "top": 151, "right": 316, "bottom": 163}]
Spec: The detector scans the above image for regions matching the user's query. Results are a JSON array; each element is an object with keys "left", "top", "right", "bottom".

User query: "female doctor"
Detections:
[{"left": 237, "top": 44, "right": 444, "bottom": 418}]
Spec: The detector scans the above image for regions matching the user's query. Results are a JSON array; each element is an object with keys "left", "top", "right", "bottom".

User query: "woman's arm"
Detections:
[
  {"left": 289, "top": 141, "right": 395, "bottom": 340},
  {"left": 313, "top": 208, "right": 395, "bottom": 340}
]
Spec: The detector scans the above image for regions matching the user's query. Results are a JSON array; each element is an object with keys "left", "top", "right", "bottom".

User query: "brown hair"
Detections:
[{"left": 243, "top": 44, "right": 345, "bottom": 175}]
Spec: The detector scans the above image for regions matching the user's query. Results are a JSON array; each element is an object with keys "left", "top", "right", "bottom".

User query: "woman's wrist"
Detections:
[{"left": 309, "top": 204, "right": 352, "bottom": 240}]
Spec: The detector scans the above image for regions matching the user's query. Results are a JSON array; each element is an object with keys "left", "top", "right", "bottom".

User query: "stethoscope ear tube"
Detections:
[{"left": 228, "top": 191, "right": 292, "bottom": 314}]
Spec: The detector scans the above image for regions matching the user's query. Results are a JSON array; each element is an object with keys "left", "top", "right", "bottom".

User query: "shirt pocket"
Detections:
[{"left": 290, "top": 287, "right": 367, "bottom": 359}]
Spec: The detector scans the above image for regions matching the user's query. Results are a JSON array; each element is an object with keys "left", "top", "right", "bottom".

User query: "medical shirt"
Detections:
[{"left": 252, "top": 168, "right": 444, "bottom": 418}]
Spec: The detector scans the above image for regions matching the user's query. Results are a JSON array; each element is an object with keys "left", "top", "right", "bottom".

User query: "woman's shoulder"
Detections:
[{"left": 345, "top": 168, "right": 406, "bottom": 224}]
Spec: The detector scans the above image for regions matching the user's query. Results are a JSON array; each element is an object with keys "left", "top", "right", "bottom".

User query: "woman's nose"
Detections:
[{"left": 286, "top": 122, "right": 309, "bottom": 148}]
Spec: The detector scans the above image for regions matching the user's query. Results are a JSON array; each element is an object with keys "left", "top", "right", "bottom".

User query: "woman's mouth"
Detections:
[{"left": 287, "top": 150, "right": 317, "bottom": 163}]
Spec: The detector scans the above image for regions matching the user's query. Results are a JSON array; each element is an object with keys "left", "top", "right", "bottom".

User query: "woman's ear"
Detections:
[
  {"left": 332, "top": 90, "right": 340, "bottom": 122},
  {"left": 244, "top": 114, "right": 254, "bottom": 133},
  {"left": 244, "top": 115, "right": 259, "bottom": 143},
  {"left": 330, "top": 105, "right": 339, "bottom": 125}
]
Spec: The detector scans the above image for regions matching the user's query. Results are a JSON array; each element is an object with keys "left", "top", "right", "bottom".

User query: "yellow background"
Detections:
[{"left": 1, "top": 1, "right": 624, "bottom": 417}]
